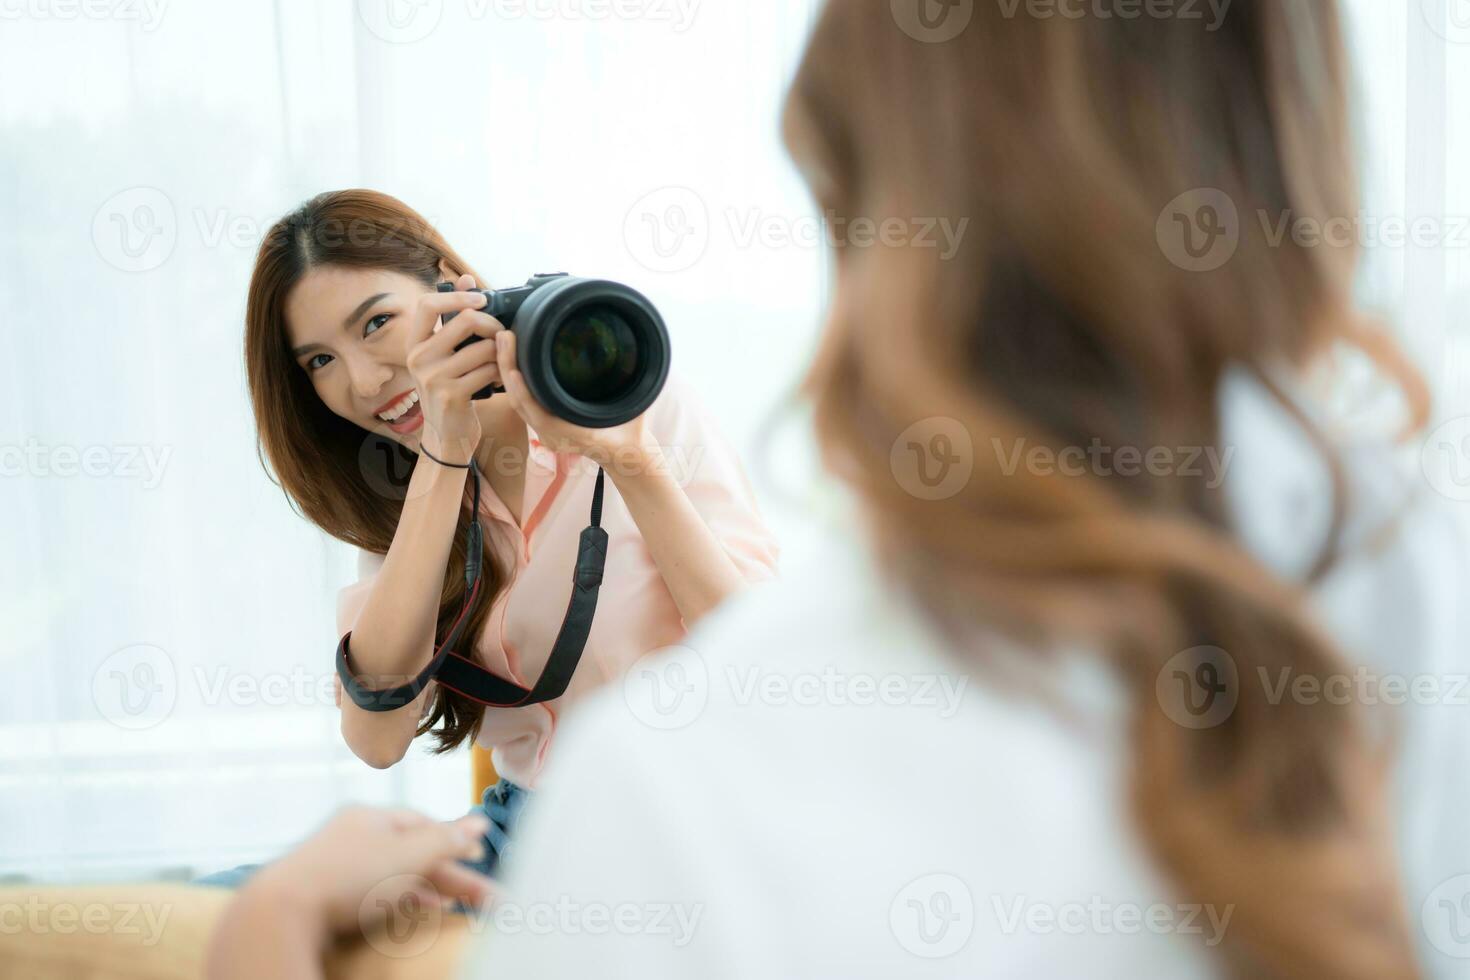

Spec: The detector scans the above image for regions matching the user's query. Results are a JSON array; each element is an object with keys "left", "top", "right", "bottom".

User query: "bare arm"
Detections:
[
  {"left": 609, "top": 442, "right": 748, "bottom": 628},
  {"left": 336, "top": 279, "right": 505, "bottom": 769},
  {"left": 207, "top": 871, "right": 325, "bottom": 980},
  {"left": 338, "top": 456, "right": 468, "bottom": 769}
]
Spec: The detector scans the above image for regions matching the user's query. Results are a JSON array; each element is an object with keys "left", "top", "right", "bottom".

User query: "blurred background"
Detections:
[{"left": 0, "top": 0, "right": 1466, "bottom": 884}]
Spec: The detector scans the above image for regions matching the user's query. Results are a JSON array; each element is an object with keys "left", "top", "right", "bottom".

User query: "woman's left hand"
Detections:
[{"left": 495, "top": 331, "right": 656, "bottom": 465}]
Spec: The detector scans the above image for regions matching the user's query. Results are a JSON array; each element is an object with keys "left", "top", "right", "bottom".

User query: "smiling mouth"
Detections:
[{"left": 376, "top": 390, "right": 424, "bottom": 433}]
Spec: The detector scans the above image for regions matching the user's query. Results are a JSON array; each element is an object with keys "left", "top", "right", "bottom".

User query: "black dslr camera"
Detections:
[{"left": 438, "top": 273, "right": 671, "bottom": 429}]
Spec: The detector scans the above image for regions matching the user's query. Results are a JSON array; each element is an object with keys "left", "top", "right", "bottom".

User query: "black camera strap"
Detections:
[{"left": 336, "top": 460, "right": 607, "bottom": 712}]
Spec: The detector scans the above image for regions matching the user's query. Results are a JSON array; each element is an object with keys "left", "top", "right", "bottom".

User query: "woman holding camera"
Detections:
[{"left": 194, "top": 189, "right": 779, "bottom": 886}]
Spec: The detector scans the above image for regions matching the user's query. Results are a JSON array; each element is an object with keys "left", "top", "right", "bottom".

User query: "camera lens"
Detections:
[{"left": 550, "top": 303, "right": 641, "bottom": 403}]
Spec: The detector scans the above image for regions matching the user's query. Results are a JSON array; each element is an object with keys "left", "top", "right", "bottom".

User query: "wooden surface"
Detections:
[{"left": 0, "top": 884, "right": 474, "bottom": 980}]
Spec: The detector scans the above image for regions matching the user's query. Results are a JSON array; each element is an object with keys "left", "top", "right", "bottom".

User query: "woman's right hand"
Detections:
[
  {"left": 205, "top": 806, "right": 494, "bottom": 980},
  {"left": 405, "top": 272, "right": 508, "bottom": 464}
]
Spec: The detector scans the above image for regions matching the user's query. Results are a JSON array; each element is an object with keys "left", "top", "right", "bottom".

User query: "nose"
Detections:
[{"left": 345, "top": 352, "right": 394, "bottom": 405}]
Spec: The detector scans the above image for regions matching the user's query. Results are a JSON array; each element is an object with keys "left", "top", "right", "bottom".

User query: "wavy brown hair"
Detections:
[
  {"left": 244, "top": 189, "right": 497, "bottom": 753},
  {"left": 784, "top": 2, "right": 1425, "bottom": 977}
]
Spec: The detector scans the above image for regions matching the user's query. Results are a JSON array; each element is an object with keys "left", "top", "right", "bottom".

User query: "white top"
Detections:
[{"left": 456, "top": 367, "right": 1470, "bottom": 978}]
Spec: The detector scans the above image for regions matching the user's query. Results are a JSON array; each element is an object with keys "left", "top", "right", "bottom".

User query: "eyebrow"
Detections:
[{"left": 290, "top": 292, "right": 392, "bottom": 359}]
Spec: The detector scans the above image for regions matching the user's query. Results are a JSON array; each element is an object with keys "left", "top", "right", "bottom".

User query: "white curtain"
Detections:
[
  {"left": 0, "top": 0, "right": 827, "bottom": 883},
  {"left": 2, "top": 0, "right": 1465, "bottom": 885},
  {"left": 1343, "top": 0, "right": 1469, "bottom": 399}
]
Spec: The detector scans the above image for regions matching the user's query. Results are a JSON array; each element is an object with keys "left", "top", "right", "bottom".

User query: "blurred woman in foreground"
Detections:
[{"left": 209, "top": 1, "right": 1468, "bottom": 976}]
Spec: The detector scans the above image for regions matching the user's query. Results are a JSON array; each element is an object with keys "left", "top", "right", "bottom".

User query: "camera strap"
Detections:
[{"left": 336, "top": 460, "right": 608, "bottom": 712}]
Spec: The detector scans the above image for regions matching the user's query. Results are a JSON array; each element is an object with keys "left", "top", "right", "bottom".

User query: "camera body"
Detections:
[{"left": 437, "top": 273, "right": 671, "bottom": 429}]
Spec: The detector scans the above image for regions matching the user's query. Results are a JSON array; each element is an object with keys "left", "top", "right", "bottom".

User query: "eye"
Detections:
[{"left": 302, "top": 313, "right": 393, "bottom": 373}]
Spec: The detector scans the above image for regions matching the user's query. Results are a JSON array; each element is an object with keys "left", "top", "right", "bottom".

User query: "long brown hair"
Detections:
[
  {"left": 244, "top": 189, "right": 496, "bottom": 752},
  {"left": 784, "top": 2, "right": 1424, "bottom": 977}
]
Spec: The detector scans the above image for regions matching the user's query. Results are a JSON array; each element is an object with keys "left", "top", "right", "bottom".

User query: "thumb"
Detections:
[{"left": 401, "top": 813, "right": 489, "bottom": 869}]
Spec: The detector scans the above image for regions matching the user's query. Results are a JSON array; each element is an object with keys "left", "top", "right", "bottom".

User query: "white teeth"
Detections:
[{"left": 378, "top": 390, "right": 419, "bottom": 423}]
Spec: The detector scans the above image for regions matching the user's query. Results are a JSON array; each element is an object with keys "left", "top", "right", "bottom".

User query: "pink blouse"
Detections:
[{"left": 335, "top": 371, "right": 782, "bottom": 787}]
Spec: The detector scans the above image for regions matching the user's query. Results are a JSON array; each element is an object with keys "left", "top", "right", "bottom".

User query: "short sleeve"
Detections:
[{"left": 645, "top": 372, "right": 782, "bottom": 586}]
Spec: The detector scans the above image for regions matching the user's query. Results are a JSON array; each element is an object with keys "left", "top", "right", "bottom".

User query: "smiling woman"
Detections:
[
  {"left": 204, "top": 188, "right": 781, "bottom": 889},
  {"left": 285, "top": 268, "right": 444, "bottom": 436},
  {"left": 241, "top": 191, "right": 508, "bottom": 758}
]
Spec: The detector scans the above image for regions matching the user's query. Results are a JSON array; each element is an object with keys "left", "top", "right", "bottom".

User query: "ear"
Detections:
[{"left": 437, "top": 257, "right": 457, "bottom": 282}]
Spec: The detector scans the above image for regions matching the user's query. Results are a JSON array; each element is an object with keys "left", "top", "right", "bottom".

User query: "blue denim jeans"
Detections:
[
  {"left": 459, "top": 777, "right": 528, "bottom": 879},
  {"left": 190, "top": 779, "right": 530, "bottom": 894}
]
